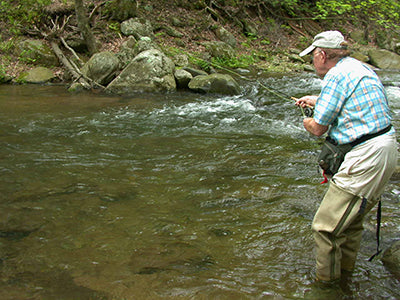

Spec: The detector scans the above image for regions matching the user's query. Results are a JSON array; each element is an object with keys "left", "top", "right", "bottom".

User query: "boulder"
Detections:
[
  {"left": 106, "top": 49, "right": 176, "bottom": 94},
  {"left": 382, "top": 240, "right": 400, "bottom": 279},
  {"left": 202, "top": 41, "right": 236, "bottom": 59},
  {"left": 116, "top": 36, "right": 137, "bottom": 68},
  {"left": 351, "top": 52, "right": 370, "bottom": 63},
  {"left": 172, "top": 54, "right": 189, "bottom": 67},
  {"left": 19, "top": 67, "right": 56, "bottom": 83},
  {"left": 182, "top": 67, "right": 208, "bottom": 77},
  {"left": 120, "top": 17, "right": 154, "bottom": 39},
  {"left": 174, "top": 69, "right": 192, "bottom": 89},
  {"left": 133, "top": 37, "right": 160, "bottom": 56},
  {"left": 368, "top": 49, "right": 400, "bottom": 69},
  {"left": 81, "top": 51, "right": 120, "bottom": 86},
  {"left": 16, "top": 39, "right": 58, "bottom": 67},
  {"left": 188, "top": 73, "right": 241, "bottom": 95}
]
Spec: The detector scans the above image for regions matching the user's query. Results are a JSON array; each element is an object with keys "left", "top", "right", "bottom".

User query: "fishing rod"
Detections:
[{"left": 188, "top": 54, "right": 314, "bottom": 117}]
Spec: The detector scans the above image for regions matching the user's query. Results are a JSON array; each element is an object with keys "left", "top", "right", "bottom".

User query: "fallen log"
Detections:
[{"left": 50, "top": 41, "right": 91, "bottom": 89}]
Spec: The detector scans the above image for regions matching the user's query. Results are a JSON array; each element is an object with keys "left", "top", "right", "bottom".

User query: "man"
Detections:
[{"left": 296, "top": 30, "right": 398, "bottom": 282}]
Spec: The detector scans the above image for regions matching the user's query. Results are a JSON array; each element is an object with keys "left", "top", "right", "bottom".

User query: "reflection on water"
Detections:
[{"left": 0, "top": 77, "right": 399, "bottom": 299}]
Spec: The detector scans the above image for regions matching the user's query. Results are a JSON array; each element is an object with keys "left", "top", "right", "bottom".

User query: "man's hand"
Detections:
[{"left": 295, "top": 95, "right": 318, "bottom": 108}]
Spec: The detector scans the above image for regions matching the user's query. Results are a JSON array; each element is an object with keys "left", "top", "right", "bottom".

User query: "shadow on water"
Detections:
[{"left": 0, "top": 78, "right": 399, "bottom": 299}]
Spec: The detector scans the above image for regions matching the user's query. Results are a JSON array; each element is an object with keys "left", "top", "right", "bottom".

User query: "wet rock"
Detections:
[
  {"left": 188, "top": 73, "right": 241, "bottom": 95},
  {"left": 81, "top": 51, "right": 120, "bottom": 86},
  {"left": 381, "top": 240, "right": 400, "bottom": 279},
  {"left": 106, "top": 49, "right": 176, "bottom": 94},
  {"left": 68, "top": 82, "right": 85, "bottom": 93},
  {"left": 120, "top": 17, "right": 154, "bottom": 39},
  {"left": 18, "top": 67, "right": 56, "bottom": 84},
  {"left": 368, "top": 49, "right": 400, "bottom": 69}
]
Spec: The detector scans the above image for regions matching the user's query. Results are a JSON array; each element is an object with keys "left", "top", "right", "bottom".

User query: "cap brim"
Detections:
[{"left": 299, "top": 45, "right": 315, "bottom": 57}]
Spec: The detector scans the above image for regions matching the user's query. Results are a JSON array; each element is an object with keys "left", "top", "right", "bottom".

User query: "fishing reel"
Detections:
[{"left": 303, "top": 106, "right": 314, "bottom": 117}]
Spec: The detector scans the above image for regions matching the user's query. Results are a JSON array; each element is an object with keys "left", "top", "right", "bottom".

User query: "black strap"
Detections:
[
  {"left": 327, "top": 124, "right": 392, "bottom": 147},
  {"left": 350, "top": 125, "right": 392, "bottom": 147},
  {"left": 368, "top": 200, "right": 382, "bottom": 261}
]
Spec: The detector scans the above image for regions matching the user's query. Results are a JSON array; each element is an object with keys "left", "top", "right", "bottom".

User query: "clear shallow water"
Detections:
[{"left": 0, "top": 73, "right": 399, "bottom": 299}]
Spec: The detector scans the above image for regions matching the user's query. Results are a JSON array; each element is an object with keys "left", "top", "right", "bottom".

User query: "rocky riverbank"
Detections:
[
  {"left": 5, "top": 16, "right": 400, "bottom": 97},
  {"left": 3, "top": 0, "right": 400, "bottom": 94}
]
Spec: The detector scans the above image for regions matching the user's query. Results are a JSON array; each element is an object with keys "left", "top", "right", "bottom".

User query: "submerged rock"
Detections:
[{"left": 382, "top": 240, "right": 400, "bottom": 279}]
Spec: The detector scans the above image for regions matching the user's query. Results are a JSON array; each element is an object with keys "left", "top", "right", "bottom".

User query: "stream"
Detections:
[{"left": 0, "top": 71, "right": 399, "bottom": 299}]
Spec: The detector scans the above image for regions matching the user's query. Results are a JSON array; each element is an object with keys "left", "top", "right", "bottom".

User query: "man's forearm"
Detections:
[{"left": 303, "top": 118, "right": 329, "bottom": 136}]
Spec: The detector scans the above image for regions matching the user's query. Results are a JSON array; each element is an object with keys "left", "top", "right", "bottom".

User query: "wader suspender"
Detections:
[{"left": 368, "top": 200, "right": 382, "bottom": 261}]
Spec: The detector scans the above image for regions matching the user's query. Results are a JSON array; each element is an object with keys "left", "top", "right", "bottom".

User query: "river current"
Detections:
[{"left": 0, "top": 72, "right": 399, "bottom": 299}]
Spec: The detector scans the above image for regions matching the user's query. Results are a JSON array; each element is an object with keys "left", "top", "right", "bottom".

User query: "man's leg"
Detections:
[{"left": 312, "top": 181, "right": 363, "bottom": 281}]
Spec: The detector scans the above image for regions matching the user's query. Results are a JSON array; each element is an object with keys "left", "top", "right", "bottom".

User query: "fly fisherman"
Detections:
[{"left": 295, "top": 31, "right": 398, "bottom": 283}]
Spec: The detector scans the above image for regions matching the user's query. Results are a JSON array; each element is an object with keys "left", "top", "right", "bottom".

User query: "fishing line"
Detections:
[{"left": 188, "top": 54, "right": 313, "bottom": 117}]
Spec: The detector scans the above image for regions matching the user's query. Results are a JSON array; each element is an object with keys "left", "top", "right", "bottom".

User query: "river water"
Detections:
[{"left": 0, "top": 72, "right": 399, "bottom": 299}]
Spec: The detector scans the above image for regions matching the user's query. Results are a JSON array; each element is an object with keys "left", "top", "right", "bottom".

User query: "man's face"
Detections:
[{"left": 312, "top": 48, "right": 327, "bottom": 78}]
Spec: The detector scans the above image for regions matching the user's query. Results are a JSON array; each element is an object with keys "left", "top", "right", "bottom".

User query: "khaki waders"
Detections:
[
  {"left": 312, "top": 181, "right": 378, "bottom": 281},
  {"left": 311, "top": 133, "right": 398, "bottom": 281}
]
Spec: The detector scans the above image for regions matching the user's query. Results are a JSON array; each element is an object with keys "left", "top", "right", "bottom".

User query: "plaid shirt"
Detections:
[{"left": 314, "top": 57, "right": 392, "bottom": 144}]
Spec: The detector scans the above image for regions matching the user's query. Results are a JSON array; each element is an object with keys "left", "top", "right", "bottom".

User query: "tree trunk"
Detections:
[{"left": 75, "top": 0, "right": 97, "bottom": 55}]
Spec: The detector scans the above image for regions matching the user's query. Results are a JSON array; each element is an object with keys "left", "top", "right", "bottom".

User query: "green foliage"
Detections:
[
  {"left": 0, "top": 0, "right": 51, "bottom": 35},
  {"left": 0, "top": 63, "right": 5, "bottom": 81},
  {"left": 0, "top": 36, "right": 15, "bottom": 54},
  {"left": 315, "top": 0, "right": 400, "bottom": 29},
  {"left": 211, "top": 53, "right": 258, "bottom": 69}
]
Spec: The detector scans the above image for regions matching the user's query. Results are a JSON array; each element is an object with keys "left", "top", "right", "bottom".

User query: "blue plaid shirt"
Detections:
[{"left": 314, "top": 57, "right": 392, "bottom": 144}]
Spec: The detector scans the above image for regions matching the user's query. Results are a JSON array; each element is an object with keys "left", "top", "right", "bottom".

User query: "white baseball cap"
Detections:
[{"left": 299, "top": 30, "right": 347, "bottom": 57}]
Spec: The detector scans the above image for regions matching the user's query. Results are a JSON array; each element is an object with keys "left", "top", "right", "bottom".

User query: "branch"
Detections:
[
  {"left": 50, "top": 41, "right": 91, "bottom": 89},
  {"left": 60, "top": 37, "right": 83, "bottom": 67}
]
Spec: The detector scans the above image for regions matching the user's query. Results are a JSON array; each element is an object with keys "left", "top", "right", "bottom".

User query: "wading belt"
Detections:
[{"left": 348, "top": 124, "right": 392, "bottom": 147}]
